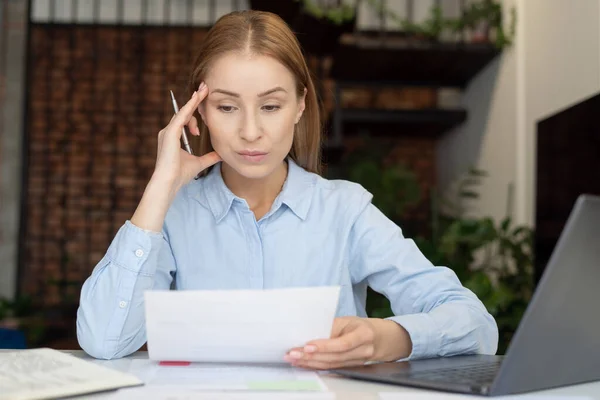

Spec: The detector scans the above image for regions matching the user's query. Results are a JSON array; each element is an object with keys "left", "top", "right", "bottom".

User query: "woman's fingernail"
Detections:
[
  {"left": 199, "top": 82, "right": 206, "bottom": 91},
  {"left": 304, "top": 345, "right": 317, "bottom": 353},
  {"left": 289, "top": 351, "right": 303, "bottom": 359}
]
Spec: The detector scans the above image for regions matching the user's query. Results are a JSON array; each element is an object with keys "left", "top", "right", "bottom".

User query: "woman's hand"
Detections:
[
  {"left": 131, "top": 83, "right": 220, "bottom": 232},
  {"left": 284, "top": 317, "right": 412, "bottom": 370},
  {"left": 153, "top": 82, "right": 221, "bottom": 193}
]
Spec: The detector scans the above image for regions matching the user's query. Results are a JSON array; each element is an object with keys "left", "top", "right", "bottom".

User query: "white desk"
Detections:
[{"left": 62, "top": 350, "right": 600, "bottom": 399}]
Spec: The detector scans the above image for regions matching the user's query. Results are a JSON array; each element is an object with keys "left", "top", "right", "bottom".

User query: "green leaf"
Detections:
[
  {"left": 465, "top": 271, "right": 493, "bottom": 299},
  {"left": 459, "top": 190, "right": 480, "bottom": 199},
  {"left": 500, "top": 217, "right": 511, "bottom": 233},
  {"left": 468, "top": 167, "right": 489, "bottom": 177}
]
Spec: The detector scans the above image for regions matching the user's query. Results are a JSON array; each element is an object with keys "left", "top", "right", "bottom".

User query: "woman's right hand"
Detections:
[
  {"left": 152, "top": 82, "right": 221, "bottom": 193},
  {"left": 131, "top": 83, "right": 220, "bottom": 232}
]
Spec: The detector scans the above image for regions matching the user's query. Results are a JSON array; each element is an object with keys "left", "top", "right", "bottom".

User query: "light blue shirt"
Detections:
[{"left": 76, "top": 159, "right": 498, "bottom": 360}]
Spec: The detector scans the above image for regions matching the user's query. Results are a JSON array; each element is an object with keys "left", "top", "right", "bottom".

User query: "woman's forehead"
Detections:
[{"left": 206, "top": 53, "right": 296, "bottom": 92}]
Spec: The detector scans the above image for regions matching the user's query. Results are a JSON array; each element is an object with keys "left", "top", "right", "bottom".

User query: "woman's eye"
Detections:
[
  {"left": 217, "top": 105, "right": 236, "bottom": 113},
  {"left": 262, "top": 105, "right": 280, "bottom": 112}
]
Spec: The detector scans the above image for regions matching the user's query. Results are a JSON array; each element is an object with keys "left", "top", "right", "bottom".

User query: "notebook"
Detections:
[{"left": 0, "top": 347, "right": 143, "bottom": 400}]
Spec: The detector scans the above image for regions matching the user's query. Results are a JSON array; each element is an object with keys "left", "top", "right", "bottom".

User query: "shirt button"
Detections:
[
  {"left": 119, "top": 301, "right": 127, "bottom": 309},
  {"left": 135, "top": 249, "right": 144, "bottom": 257}
]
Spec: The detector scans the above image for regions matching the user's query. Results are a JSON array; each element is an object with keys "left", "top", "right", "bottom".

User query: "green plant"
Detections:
[
  {"left": 298, "top": 0, "right": 356, "bottom": 25},
  {"left": 334, "top": 138, "right": 421, "bottom": 223},
  {"left": 0, "top": 295, "right": 46, "bottom": 346},
  {"left": 343, "top": 159, "right": 534, "bottom": 354},
  {"left": 292, "top": 0, "right": 516, "bottom": 47},
  {"left": 364, "top": 0, "right": 516, "bottom": 48},
  {"left": 449, "top": 0, "right": 517, "bottom": 48},
  {"left": 418, "top": 170, "right": 533, "bottom": 354}
]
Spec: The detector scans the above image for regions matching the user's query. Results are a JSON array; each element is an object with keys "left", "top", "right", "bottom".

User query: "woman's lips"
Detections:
[{"left": 238, "top": 151, "right": 268, "bottom": 163}]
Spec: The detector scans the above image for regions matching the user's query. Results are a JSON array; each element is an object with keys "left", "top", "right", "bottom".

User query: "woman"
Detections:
[{"left": 76, "top": 10, "right": 498, "bottom": 368}]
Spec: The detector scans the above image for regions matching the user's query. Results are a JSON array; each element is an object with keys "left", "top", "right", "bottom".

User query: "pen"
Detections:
[
  {"left": 170, "top": 90, "right": 201, "bottom": 180},
  {"left": 170, "top": 90, "right": 194, "bottom": 155}
]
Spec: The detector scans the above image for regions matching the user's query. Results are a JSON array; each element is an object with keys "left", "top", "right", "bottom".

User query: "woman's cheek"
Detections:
[{"left": 262, "top": 113, "right": 295, "bottom": 141}]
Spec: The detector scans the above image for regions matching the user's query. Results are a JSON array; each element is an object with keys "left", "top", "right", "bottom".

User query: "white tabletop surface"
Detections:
[
  {"left": 3, "top": 348, "right": 599, "bottom": 399},
  {"left": 61, "top": 350, "right": 600, "bottom": 399}
]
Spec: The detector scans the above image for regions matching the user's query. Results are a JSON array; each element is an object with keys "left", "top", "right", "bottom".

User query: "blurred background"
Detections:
[{"left": 0, "top": 0, "right": 599, "bottom": 354}]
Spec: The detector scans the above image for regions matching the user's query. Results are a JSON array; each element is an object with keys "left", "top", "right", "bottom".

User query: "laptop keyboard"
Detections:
[{"left": 393, "top": 361, "right": 502, "bottom": 385}]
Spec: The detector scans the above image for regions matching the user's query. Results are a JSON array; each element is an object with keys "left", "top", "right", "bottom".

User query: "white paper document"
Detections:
[
  {"left": 0, "top": 348, "right": 142, "bottom": 400},
  {"left": 144, "top": 286, "right": 340, "bottom": 363},
  {"left": 118, "top": 359, "right": 326, "bottom": 392}
]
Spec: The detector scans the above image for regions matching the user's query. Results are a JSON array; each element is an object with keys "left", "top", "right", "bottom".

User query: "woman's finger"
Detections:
[
  {"left": 188, "top": 115, "right": 200, "bottom": 136},
  {"left": 193, "top": 151, "right": 222, "bottom": 172},
  {"left": 286, "top": 343, "right": 374, "bottom": 365},
  {"left": 304, "top": 328, "right": 366, "bottom": 354},
  {"left": 286, "top": 341, "right": 373, "bottom": 364},
  {"left": 169, "top": 84, "right": 207, "bottom": 134}
]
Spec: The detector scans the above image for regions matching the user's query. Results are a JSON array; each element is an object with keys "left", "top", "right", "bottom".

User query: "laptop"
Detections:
[{"left": 332, "top": 194, "right": 600, "bottom": 396}]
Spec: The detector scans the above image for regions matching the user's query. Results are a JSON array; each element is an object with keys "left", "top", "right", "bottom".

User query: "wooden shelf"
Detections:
[
  {"left": 331, "top": 35, "right": 500, "bottom": 87},
  {"left": 333, "top": 108, "right": 467, "bottom": 138}
]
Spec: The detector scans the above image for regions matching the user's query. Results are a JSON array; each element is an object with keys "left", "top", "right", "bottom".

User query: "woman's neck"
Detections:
[{"left": 221, "top": 160, "right": 288, "bottom": 220}]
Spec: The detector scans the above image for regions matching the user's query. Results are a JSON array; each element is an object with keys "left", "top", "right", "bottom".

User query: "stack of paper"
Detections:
[{"left": 0, "top": 348, "right": 142, "bottom": 400}]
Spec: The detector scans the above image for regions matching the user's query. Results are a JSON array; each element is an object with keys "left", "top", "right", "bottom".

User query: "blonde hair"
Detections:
[{"left": 188, "top": 10, "right": 322, "bottom": 175}]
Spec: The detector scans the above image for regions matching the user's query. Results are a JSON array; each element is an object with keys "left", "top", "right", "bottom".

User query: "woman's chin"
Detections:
[{"left": 222, "top": 158, "right": 283, "bottom": 180}]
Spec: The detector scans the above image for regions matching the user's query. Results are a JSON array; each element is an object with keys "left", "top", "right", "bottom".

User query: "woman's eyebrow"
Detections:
[
  {"left": 258, "top": 87, "right": 287, "bottom": 97},
  {"left": 211, "top": 89, "right": 239, "bottom": 97},
  {"left": 210, "top": 87, "right": 287, "bottom": 98}
]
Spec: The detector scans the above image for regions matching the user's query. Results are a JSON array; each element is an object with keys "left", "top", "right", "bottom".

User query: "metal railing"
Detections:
[{"left": 30, "top": 0, "right": 246, "bottom": 26}]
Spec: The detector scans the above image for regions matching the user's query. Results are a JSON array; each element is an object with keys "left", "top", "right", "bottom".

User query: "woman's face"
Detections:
[{"left": 199, "top": 52, "right": 306, "bottom": 180}]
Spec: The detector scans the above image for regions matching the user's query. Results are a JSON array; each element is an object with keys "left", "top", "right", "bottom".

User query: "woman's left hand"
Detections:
[{"left": 284, "top": 316, "right": 412, "bottom": 370}]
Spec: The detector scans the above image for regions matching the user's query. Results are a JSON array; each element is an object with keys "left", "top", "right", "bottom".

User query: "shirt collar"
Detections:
[
  {"left": 277, "top": 158, "right": 316, "bottom": 220},
  {"left": 193, "top": 158, "right": 316, "bottom": 223},
  {"left": 198, "top": 162, "right": 235, "bottom": 223}
]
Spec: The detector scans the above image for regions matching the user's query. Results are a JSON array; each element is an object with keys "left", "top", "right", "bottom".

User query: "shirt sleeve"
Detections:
[
  {"left": 348, "top": 191, "right": 499, "bottom": 360},
  {"left": 76, "top": 220, "right": 176, "bottom": 359}
]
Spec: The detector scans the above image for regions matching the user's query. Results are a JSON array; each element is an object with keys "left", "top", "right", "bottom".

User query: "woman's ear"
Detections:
[{"left": 295, "top": 87, "right": 307, "bottom": 124}]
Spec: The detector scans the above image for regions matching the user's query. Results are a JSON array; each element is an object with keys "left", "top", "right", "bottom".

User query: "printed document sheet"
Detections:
[
  {"left": 124, "top": 359, "right": 326, "bottom": 391},
  {"left": 144, "top": 286, "right": 340, "bottom": 363}
]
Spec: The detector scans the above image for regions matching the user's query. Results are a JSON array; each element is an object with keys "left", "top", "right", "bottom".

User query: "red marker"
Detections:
[{"left": 159, "top": 361, "right": 191, "bottom": 366}]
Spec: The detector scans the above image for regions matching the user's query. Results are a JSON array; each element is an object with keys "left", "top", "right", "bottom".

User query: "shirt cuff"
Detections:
[
  {"left": 105, "top": 220, "right": 164, "bottom": 276},
  {"left": 386, "top": 313, "right": 441, "bottom": 360}
]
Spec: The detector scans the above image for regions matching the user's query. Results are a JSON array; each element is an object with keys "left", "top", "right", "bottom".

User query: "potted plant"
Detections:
[
  {"left": 0, "top": 295, "right": 45, "bottom": 349},
  {"left": 414, "top": 170, "right": 534, "bottom": 353},
  {"left": 361, "top": 0, "right": 516, "bottom": 48},
  {"left": 449, "top": 0, "right": 517, "bottom": 48}
]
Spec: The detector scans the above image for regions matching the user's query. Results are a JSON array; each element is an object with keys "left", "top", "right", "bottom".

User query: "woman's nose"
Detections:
[{"left": 239, "top": 113, "right": 262, "bottom": 142}]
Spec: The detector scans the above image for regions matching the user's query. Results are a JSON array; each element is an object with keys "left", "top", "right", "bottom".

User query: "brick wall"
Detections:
[
  {"left": 23, "top": 25, "right": 210, "bottom": 305},
  {"left": 22, "top": 25, "right": 436, "bottom": 307}
]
